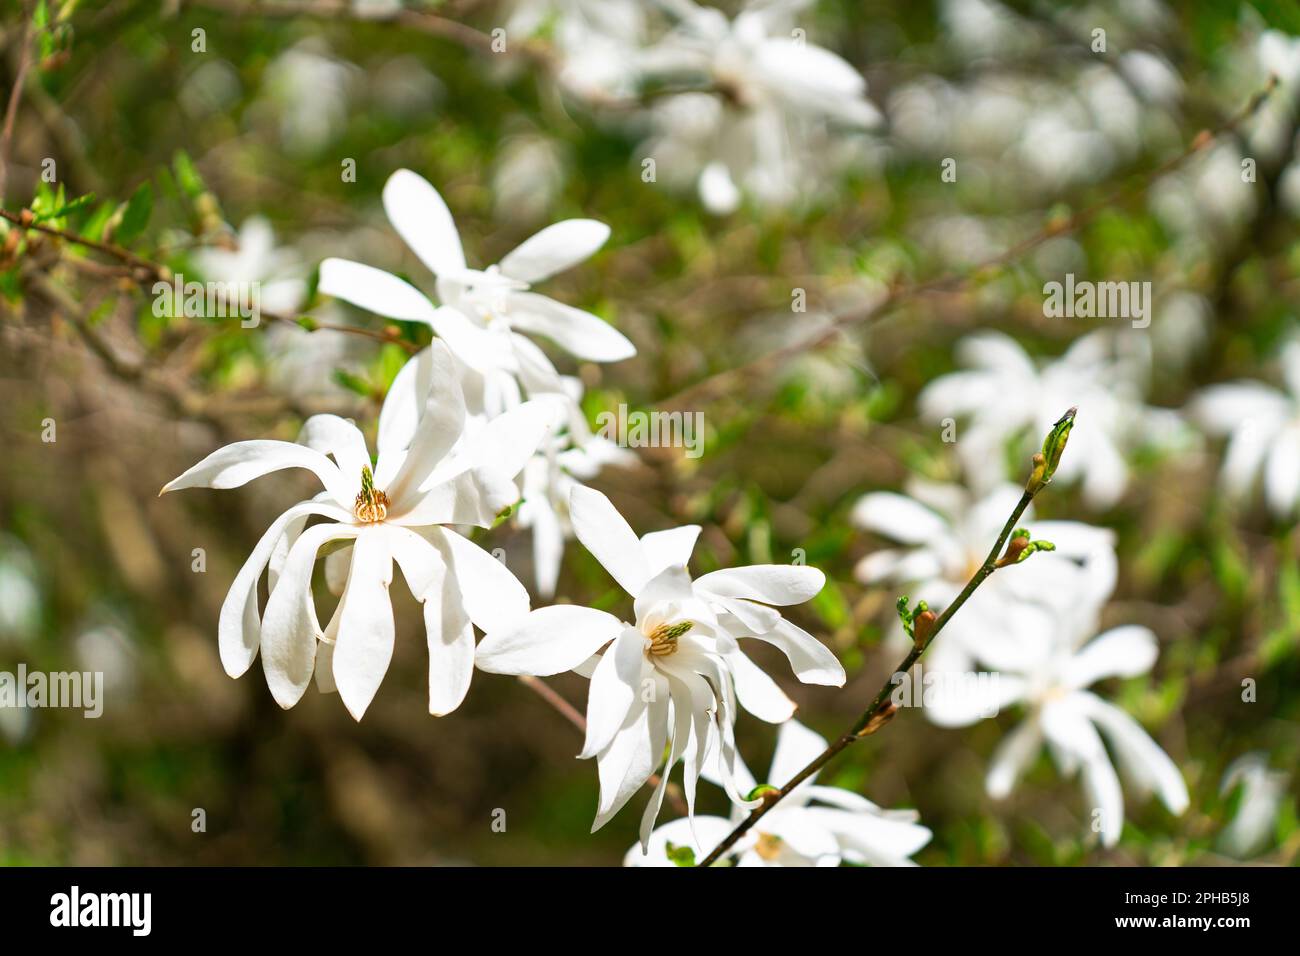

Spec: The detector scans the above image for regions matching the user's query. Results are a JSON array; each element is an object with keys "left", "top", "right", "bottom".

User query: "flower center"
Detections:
[
  {"left": 646, "top": 620, "right": 692, "bottom": 657},
  {"left": 353, "top": 465, "right": 389, "bottom": 523},
  {"left": 753, "top": 832, "right": 783, "bottom": 861}
]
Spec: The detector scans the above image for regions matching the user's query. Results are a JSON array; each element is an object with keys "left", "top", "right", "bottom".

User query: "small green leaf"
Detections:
[
  {"left": 115, "top": 181, "right": 153, "bottom": 245},
  {"left": 664, "top": 842, "right": 696, "bottom": 867}
]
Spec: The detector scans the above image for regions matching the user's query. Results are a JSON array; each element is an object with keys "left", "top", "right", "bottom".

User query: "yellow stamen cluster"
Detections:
[
  {"left": 753, "top": 832, "right": 783, "bottom": 862},
  {"left": 354, "top": 466, "right": 389, "bottom": 524},
  {"left": 647, "top": 620, "right": 693, "bottom": 657}
]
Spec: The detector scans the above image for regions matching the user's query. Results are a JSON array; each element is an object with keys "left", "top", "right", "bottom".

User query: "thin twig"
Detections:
[
  {"left": 696, "top": 411, "right": 1076, "bottom": 866},
  {"left": 0, "top": 4, "right": 35, "bottom": 199}
]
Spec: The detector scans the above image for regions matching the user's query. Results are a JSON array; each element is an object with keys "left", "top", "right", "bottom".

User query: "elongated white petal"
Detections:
[
  {"left": 748, "top": 619, "right": 845, "bottom": 686},
  {"left": 435, "top": 398, "right": 556, "bottom": 494},
  {"left": 770, "top": 719, "right": 831, "bottom": 789},
  {"left": 1067, "top": 625, "right": 1158, "bottom": 689},
  {"left": 801, "top": 807, "right": 931, "bottom": 866},
  {"left": 297, "top": 415, "right": 371, "bottom": 491},
  {"left": 440, "top": 527, "right": 531, "bottom": 635},
  {"left": 569, "top": 485, "right": 651, "bottom": 596},
  {"left": 219, "top": 500, "right": 351, "bottom": 678},
  {"left": 1042, "top": 696, "right": 1125, "bottom": 847},
  {"left": 592, "top": 680, "right": 669, "bottom": 834},
  {"left": 640, "top": 525, "right": 701, "bottom": 577},
  {"left": 331, "top": 529, "right": 396, "bottom": 721},
  {"left": 382, "top": 169, "right": 466, "bottom": 276},
  {"left": 581, "top": 627, "right": 646, "bottom": 758},
  {"left": 695, "top": 565, "right": 824, "bottom": 606},
  {"left": 636, "top": 674, "right": 695, "bottom": 848},
  {"left": 163, "top": 440, "right": 354, "bottom": 509},
  {"left": 260, "top": 522, "right": 361, "bottom": 708},
  {"left": 726, "top": 647, "right": 795, "bottom": 723},
  {"left": 1078, "top": 691, "right": 1189, "bottom": 815},
  {"left": 1264, "top": 425, "right": 1300, "bottom": 517},
  {"left": 383, "top": 341, "right": 467, "bottom": 508},
  {"left": 625, "top": 815, "right": 734, "bottom": 866},
  {"left": 318, "top": 258, "right": 440, "bottom": 322},
  {"left": 985, "top": 718, "right": 1043, "bottom": 799},
  {"left": 850, "top": 493, "right": 948, "bottom": 544},
  {"left": 925, "top": 672, "right": 1029, "bottom": 728},
  {"left": 498, "top": 219, "right": 610, "bottom": 283},
  {"left": 508, "top": 292, "right": 636, "bottom": 362},
  {"left": 375, "top": 348, "right": 435, "bottom": 484},
  {"left": 476, "top": 604, "right": 623, "bottom": 676}
]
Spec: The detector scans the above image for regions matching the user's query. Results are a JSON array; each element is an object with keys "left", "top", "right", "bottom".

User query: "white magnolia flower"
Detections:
[
  {"left": 191, "top": 216, "right": 308, "bottom": 315},
  {"left": 853, "top": 479, "right": 1117, "bottom": 672},
  {"left": 919, "top": 331, "right": 1165, "bottom": 509},
  {"left": 476, "top": 486, "right": 844, "bottom": 846},
  {"left": 319, "top": 169, "right": 634, "bottom": 416},
  {"left": 1190, "top": 339, "right": 1300, "bottom": 517},
  {"left": 1218, "top": 753, "right": 1288, "bottom": 859},
  {"left": 927, "top": 611, "right": 1189, "bottom": 848},
  {"left": 161, "top": 342, "right": 552, "bottom": 720},
  {"left": 627, "top": 720, "right": 931, "bottom": 867},
  {"left": 641, "top": 0, "right": 880, "bottom": 213}
]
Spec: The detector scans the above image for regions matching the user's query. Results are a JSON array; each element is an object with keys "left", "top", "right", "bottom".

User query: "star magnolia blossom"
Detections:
[
  {"left": 853, "top": 479, "right": 1117, "bottom": 672},
  {"left": 628, "top": 719, "right": 932, "bottom": 867},
  {"left": 641, "top": 0, "right": 880, "bottom": 213},
  {"left": 918, "top": 331, "right": 1168, "bottom": 509},
  {"left": 476, "top": 486, "right": 845, "bottom": 847},
  {"left": 925, "top": 605, "right": 1188, "bottom": 848},
  {"left": 1190, "top": 338, "right": 1300, "bottom": 517},
  {"left": 161, "top": 342, "right": 551, "bottom": 720},
  {"left": 319, "top": 169, "right": 635, "bottom": 416},
  {"left": 191, "top": 216, "right": 307, "bottom": 315}
]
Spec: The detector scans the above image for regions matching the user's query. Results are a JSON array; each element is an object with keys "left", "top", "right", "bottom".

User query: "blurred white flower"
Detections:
[
  {"left": 1190, "top": 338, "right": 1300, "bottom": 517},
  {"left": 627, "top": 720, "right": 931, "bottom": 866},
  {"left": 919, "top": 331, "right": 1161, "bottom": 508},
  {"left": 640, "top": 0, "right": 879, "bottom": 213},
  {"left": 258, "top": 39, "right": 357, "bottom": 154},
  {"left": 927, "top": 606, "right": 1188, "bottom": 848},
  {"left": 0, "top": 536, "right": 42, "bottom": 644},
  {"left": 1218, "top": 753, "right": 1288, "bottom": 859},
  {"left": 191, "top": 216, "right": 308, "bottom": 316},
  {"left": 476, "top": 485, "right": 843, "bottom": 847},
  {"left": 162, "top": 342, "right": 552, "bottom": 719},
  {"left": 853, "top": 479, "right": 1117, "bottom": 671},
  {"left": 320, "top": 169, "right": 634, "bottom": 417}
]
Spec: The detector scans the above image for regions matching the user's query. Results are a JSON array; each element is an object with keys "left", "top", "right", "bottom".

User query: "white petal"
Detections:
[
  {"left": 593, "top": 676, "right": 669, "bottom": 832},
  {"left": 850, "top": 493, "right": 949, "bottom": 544},
  {"left": 640, "top": 525, "right": 701, "bottom": 577},
  {"left": 695, "top": 565, "right": 824, "bottom": 606},
  {"left": 382, "top": 169, "right": 466, "bottom": 276},
  {"left": 297, "top": 415, "right": 371, "bottom": 490},
  {"left": 498, "top": 219, "right": 610, "bottom": 283},
  {"left": 625, "top": 815, "right": 733, "bottom": 866},
  {"left": 1041, "top": 696, "right": 1125, "bottom": 847},
  {"left": 801, "top": 807, "right": 931, "bottom": 866},
  {"left": 218, "top": 501, "right": 351, "bottom": 678},
  {"left": 318, "top": 258, "right": 440, "bottom": 322},
  {"left": 475, "top": 604, "right": 623, "bottom": 676},
  {"left": 580, "top": 627, "right": 646, "bottom": 758},
  {"left": 1067, "top": 626, "right": 1158, "bottom": 689},
  {"left": 769, "top": 719, "right": 831, "bottom": 789},
  {"left": 260, "top": 522, "right": 361, "bottom": 708},
  {"left": 508, "top": 292, "right": 636, "bottom": 362},
  {"left": 985, "top": 718, "right": 1043, "bottom": 799},
  {"left": 569, "top": 485, "right": 651, "bottom": 596},
  {"left": 633, "top": 564, "right": 701, "bottom": 626},
  {"left": 443, "top": 398, "right": 557, "bottom": 493},
  {"left": 375, "top": 348, "right": 435, "bottom": 482},
  {"left": 1078, "top": 692, "right": 1189, "bottom": 815},
  {"left": 747, "top": 619, "right": 845, "bottom": 686},
  {"left": 726, "top": 648, "right": 795, "bottom": 723},
  {"left": 332, "top": 529, "right": 396, "bottom": 721},
  {"left": 439, "top": 527, "right": 531, "bottom": 635},
  {"left": 1264, "top": 425, "right": 1300, "bottom": 517},
  {"left": 384, "top": 341, "right": 466, "bottom": 508},
  {"left": 162, "top": 440, "right": 354, "bottom": 509}
]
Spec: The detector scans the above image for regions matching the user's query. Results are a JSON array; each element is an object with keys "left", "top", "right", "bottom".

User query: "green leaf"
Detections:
[
  {"left": 331, "top": 368, "right": 371, "bottom": 397},
  {"left": 115, "top": 181, "right": 153, "bottom": 245},
  {"left": 173, "top": 150, "right": 206, "bottom": 200},
  {"left": 664, "top": 842, "right": 696, "bottom": 867}
]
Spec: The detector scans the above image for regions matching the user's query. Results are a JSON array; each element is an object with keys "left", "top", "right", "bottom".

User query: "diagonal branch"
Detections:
[{"left": 696, "top": 409, "right": 1078, "bottom": 866}]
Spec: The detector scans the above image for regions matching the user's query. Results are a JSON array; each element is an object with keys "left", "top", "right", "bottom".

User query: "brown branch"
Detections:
[{"left": 0, "top": 4, "right": 35, "bottom": 200}]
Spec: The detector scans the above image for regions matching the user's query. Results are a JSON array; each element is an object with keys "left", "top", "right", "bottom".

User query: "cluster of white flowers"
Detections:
[
  {"left": 165, "top": 170, "right": 938, "bottom": 867},
  {"left": 509, "top": 0, "right": 882, "bottom": 213},
  {"left": 853, "top": 479, "right": 1188, "bottom": 847}
]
